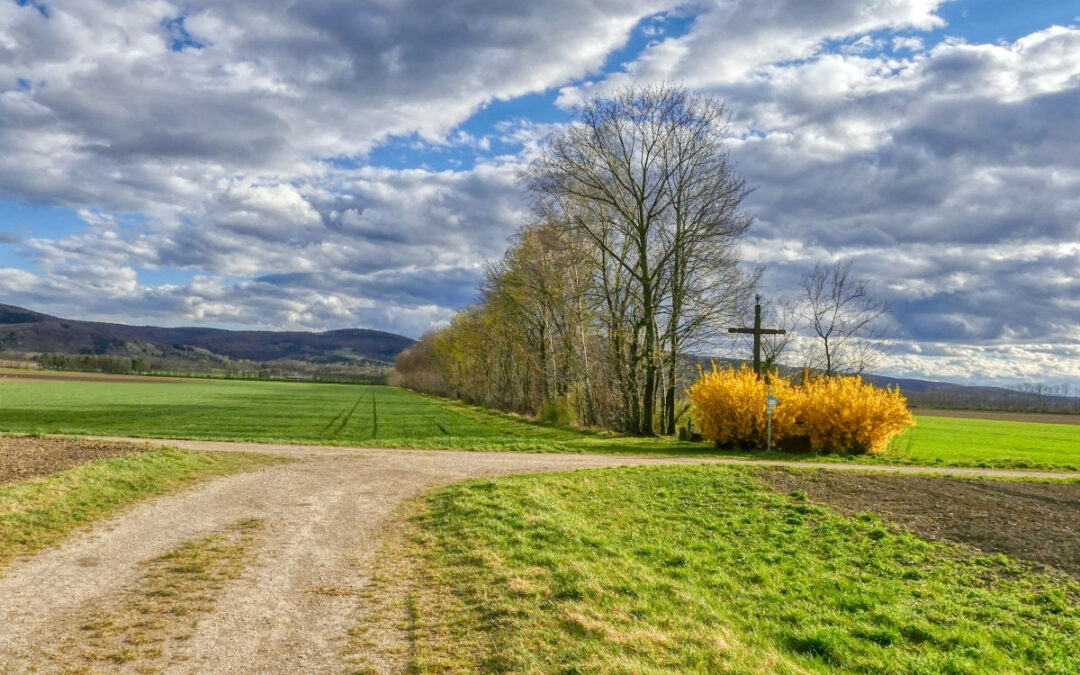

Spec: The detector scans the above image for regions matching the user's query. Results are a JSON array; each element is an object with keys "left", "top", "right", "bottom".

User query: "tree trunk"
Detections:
[{"left": 641, "top": 310, "right": 657, "bottom": 436}]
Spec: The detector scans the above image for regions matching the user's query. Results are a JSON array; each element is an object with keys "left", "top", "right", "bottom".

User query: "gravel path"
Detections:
[{"left": 1, "top": 438, "right": 1077, "bottom": 673}]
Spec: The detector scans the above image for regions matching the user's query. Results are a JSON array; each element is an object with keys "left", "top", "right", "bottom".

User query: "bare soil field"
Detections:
[
  {"left": 0, "top": 436, "right": 145, "bottom": 483},
  {"left": 761, "top": 468, "right": 1080, "bottom": 578},
  {"left": 912, "top": 407, "right": 1080, "bottom": 425}
]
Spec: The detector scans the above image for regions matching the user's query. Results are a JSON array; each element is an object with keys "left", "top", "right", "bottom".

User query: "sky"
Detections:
[{"left": 0, "top": 0, "right": 1078, "bottom": 388}]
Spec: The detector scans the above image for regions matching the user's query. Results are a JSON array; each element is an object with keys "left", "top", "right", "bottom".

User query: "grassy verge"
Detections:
[
  {"left": 37, "top": 518, "right": 265, "bottom": 670},
  {"left": 361, "top": 465, "right": 1080, "bottom": 673},
  {"left": 0, "top": 447, "right": 284, "bottom": 569}
]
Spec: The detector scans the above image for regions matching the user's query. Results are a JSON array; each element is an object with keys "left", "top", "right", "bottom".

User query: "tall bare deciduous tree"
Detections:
[
  {"left": 800, "top": 260, "right": 887, "bottom": 376},
  {"left": 526, "top": 83, "right": 753, "bottom": 435}
]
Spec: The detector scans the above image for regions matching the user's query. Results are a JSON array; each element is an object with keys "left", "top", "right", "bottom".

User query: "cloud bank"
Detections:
[{"left": 1, "top": 0, "right": 1078, "bottom": 385}]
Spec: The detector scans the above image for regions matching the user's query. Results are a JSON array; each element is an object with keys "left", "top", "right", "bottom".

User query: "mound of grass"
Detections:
[
  {"left": 0, "top": 447, "right": 283, "bottom": 568},
  {"left": 377, "top": 465, "right": 1079, "bottom": 673}
]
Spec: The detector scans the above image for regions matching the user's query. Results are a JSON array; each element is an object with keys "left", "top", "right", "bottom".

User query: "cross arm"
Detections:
[{"left": 728, "top": 328, "right": 787, "bottom": 335}]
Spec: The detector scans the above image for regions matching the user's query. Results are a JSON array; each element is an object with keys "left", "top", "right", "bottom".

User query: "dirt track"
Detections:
[
  {"left": 0, "top": 441, "right": 776, "bottom": 673},
  {"left": 1, "top": 438, "right": 1078, "bottom": 673},
  {"left": 0, "top": 368, "right": 190, "bottom": 383}
]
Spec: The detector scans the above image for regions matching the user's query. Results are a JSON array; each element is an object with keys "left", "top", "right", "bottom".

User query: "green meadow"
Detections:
[
  {"left": 368, "top": 465, "right": 1080, "bottom": 674},
  {"left": 1, "top": 376, "right": 1079, "bottom": 469}
]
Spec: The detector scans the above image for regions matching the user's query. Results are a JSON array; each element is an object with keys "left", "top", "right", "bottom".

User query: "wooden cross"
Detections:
[{"left": 728, "top": 296, "right": 786, "bottom": 378}]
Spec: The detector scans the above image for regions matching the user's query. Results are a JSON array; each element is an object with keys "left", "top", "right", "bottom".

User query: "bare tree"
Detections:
[
  {"left": 526, "top": 83, "right": 752, "bottom": 435},
  {"left": 800, "top": 260, "right": 887, "bottom": 376}
]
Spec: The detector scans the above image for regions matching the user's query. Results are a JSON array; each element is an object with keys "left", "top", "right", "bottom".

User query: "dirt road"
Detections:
[{"left": 1, "top": 439, "right": 1077, "bottom": 673}]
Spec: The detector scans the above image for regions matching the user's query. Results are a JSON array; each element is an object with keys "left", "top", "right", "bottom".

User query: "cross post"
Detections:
[{"left": 728, "top": 295, "right": 787, "bottom": 378}]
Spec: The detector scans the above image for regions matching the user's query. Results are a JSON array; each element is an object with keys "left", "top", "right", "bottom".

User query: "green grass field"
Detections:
[
  {"left": 2, "top": 376, "right": 1079, "bottom": 469},
  {"left": 358, "top": 465, "right": 1079, "bottom": 673},
  {"left": 891, "top": 416, "right": 1080, "bottom": 470}
]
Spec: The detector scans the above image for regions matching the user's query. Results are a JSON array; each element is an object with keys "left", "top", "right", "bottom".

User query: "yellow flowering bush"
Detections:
[
  {"left": 687, "top": 364, "right": 767, "bottom": 448},
  {"left": 687, "top": 364, "right": 914, "bottom": 455},
  {"left": 797, "top": 375, "right": 914, "bottom": 454}
]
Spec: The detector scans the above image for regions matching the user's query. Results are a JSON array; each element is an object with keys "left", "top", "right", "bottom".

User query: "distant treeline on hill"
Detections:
[
  {"left": 29, "top": 352, "right": 387, "bottom": 384},
  {"left": 0, "top": 303, "right": 414, "bottom": 378},
  {"left": 904, "top": 383, "right": 1080, "bottom": 415}
]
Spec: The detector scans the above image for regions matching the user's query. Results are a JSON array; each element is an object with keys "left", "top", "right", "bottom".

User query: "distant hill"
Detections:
[
  {"left": 686, "top": 354, "right": 1079, "bottom": 414},
  {"left": 0, "top": 303, "right": 414, "bottom": 365}
]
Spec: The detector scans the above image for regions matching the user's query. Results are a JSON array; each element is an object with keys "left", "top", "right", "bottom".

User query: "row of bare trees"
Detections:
[
  {"left": 393, "top": 84, "right": 899, "bottom": 433},
  {"left": 393, "top": 85, "right": 757, "bottom": 434}
]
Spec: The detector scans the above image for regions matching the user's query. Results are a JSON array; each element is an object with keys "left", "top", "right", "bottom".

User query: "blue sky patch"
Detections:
[
  {"left": 161, "top": 16, "right": 204, "bottom": 51},
  {"left": 13, "top": 0, "right": 48, "bottom": 19}
]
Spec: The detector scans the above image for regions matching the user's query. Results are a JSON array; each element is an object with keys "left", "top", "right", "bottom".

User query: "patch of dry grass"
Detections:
[{"left": 345, "top": 511, "right": 422, "bottom": 675}]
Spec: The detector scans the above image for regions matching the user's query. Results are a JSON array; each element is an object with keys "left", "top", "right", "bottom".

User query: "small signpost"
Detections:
[{"left": 765, "top": 388, "right": 779, "bottom": 451}]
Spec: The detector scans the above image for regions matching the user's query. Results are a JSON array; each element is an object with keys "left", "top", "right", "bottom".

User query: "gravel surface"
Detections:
[{"left": 2, "top": 437, "right": 1078, "bottom": 673}]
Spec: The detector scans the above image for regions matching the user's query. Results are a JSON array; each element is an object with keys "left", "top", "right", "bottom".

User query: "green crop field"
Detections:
[
  {"left": 889, "top": 416, "right": 1080, "bottom": 470},
  {"left": 1, "top": 374, "right": 1079, "bottom": 469},
  {"left": 0, "top": 376, "right": 708, "bottom": 455}
]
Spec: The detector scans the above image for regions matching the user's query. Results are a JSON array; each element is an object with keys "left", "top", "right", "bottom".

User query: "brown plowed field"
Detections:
[
  {"left": 0, "top": 436, "right": 146, "bottom": 483},
  {"left": 760, "top": 468, "right": 1080, "bottom": 578},
  {"left": 913, "top": 407, "right": 1080, "bottom": 425}
]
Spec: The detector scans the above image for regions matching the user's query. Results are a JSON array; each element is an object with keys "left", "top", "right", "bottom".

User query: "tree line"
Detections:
[
  {"left": 905, "top": 383, "right": 1080, "bottom": 414},
  {"left": 32, "top": 352, "right": 386, "bottom": 383},
  {"left": 394, "top": 85, "right": 757, "bottom": 434},
  {"left": 393, "top": 83, "right": 1078, "bottom": 430}
]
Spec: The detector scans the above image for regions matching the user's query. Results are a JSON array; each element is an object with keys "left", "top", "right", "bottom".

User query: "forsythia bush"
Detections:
[{"left": 687, "top": 364, "right": 914, "bottom": 454}]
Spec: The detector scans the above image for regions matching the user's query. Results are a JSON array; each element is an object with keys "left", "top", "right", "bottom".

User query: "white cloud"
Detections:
[
  {"left": 892, "top": 36, "right": 924, "bottom": 52},
  {"left": 558, "top": 0, "right": 947, "bottom": 105},
  {"left": 0, "top": 0, "right": 676, "bottom": 335}
]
